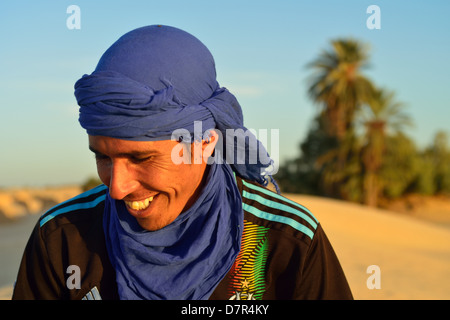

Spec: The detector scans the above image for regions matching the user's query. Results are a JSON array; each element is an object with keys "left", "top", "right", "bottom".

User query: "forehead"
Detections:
[{"left": 88, "top": 135, "right": 177, "bottom": 156}]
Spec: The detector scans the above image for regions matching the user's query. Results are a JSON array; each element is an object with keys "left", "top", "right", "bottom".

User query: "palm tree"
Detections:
[
  {"left": 316, "top": 131, "right": 364, "bottom": 202},
  {"left": 359, "top": 88, "right": 413, "bottom": 206},
  {"left": 306, "top": 39, "right": 375, "bottom": 199},
  {"left": 307, "top": 39, "right": 375, "bottom": 141}
]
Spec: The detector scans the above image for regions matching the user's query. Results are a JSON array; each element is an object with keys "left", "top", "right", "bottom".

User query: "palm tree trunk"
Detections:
[{"left": 364, "top": 171, "right": 378, "bottom": 207}]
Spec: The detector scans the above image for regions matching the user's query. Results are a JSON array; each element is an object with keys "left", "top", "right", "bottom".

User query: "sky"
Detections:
[{"left": 0, "top": 0, "right": 449, "bottom": 187}]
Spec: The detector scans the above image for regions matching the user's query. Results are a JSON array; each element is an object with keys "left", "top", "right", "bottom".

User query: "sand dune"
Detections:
[
  {"left": 0, "top": 186, "right": 81, "bottom": 221},
  {"left": 0, "top": 186, "right": 82, "bottom": 300},
  {"left": 286, "top": 194, "right": 450, "bottom": 300},
  {"left": 0, "top": 286, "right": 13, "bottom": 300},
  {"left": 1, "top": 189, "right": 450, "bottom": 300}
]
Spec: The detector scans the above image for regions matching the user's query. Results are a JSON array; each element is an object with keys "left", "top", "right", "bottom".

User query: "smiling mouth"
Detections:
[{"left": 124, "top": 196, "right": 154, "bottom": 211}]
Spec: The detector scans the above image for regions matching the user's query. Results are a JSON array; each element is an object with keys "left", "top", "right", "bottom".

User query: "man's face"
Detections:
[{"left": 88, "top": 135, "right": 214, "bottom": 231}]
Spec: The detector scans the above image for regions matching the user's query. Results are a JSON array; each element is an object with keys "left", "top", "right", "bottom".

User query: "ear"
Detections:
[{"left": 202, "top": 129, "right": 219, "bottom": 160}]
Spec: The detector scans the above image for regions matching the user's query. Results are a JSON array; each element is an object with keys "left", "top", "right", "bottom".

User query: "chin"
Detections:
[{"left": 136, "top": 215, "right": 177, "bottom": 231}]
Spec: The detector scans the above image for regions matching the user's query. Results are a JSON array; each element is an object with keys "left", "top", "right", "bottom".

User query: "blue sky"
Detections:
[{"left": 1, "top": 0, "right": 449, "bottom": 186}]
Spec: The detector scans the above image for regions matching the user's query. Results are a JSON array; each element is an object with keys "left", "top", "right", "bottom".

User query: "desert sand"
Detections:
[
  {"left": 286, "top": 194, "right": 450, "bottom": 300},
  {"left": 1, "top": 188, "right": 450, "bottom": 300},
  {"left": 0, "top": 186, "right": 82, "bottom": 221}
]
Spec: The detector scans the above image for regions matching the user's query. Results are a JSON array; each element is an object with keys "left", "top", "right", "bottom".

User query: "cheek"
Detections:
[
  {"left": 173, "top": 166, "right": 204, "bottom": 194},
  {"left": 141, "top": 164, "right": 195, "bottom": 195}
]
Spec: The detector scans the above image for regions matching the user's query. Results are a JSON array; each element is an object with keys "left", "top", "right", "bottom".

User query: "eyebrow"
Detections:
[{"left": 88, "top": 145, "right": 157, "bottom": 158}]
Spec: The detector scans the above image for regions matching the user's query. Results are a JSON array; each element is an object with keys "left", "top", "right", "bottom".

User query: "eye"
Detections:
[
  {"left": 94, "top": 153, "right": 109, "bottom": 162},
  {"left": 130, "top": 155, "right": 152, "bottom": 164}
]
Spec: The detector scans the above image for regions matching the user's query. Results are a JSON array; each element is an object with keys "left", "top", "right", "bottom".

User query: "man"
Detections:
[{"left": 12, "top": 25, "right": 352, "bottom": 300}]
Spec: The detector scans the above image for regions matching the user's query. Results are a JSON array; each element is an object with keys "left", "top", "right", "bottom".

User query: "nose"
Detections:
[{"left": 108, "top": 160, "right": 140, "bottom": 200}]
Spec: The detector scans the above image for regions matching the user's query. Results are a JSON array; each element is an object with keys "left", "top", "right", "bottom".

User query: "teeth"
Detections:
[{"left": 125, "top": 196, "right": 154, "bottom": 211}]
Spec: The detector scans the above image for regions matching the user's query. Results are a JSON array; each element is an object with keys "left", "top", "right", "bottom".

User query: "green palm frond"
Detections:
[{"left": 307, "top": 39, "right": 375, "bottom": 140}]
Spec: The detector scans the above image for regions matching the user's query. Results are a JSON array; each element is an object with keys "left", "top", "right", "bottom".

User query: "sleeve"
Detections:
[
  {"left": 12, "top": 222, "right": 63, "bottom": 300},
  {"left": 294, "top": 224, "right": 353, "bottom": 300}
]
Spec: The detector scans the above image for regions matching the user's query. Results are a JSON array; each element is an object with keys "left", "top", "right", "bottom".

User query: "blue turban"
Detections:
[{"left": 74, "top": 25, "right": 275, "bottom": 186}]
